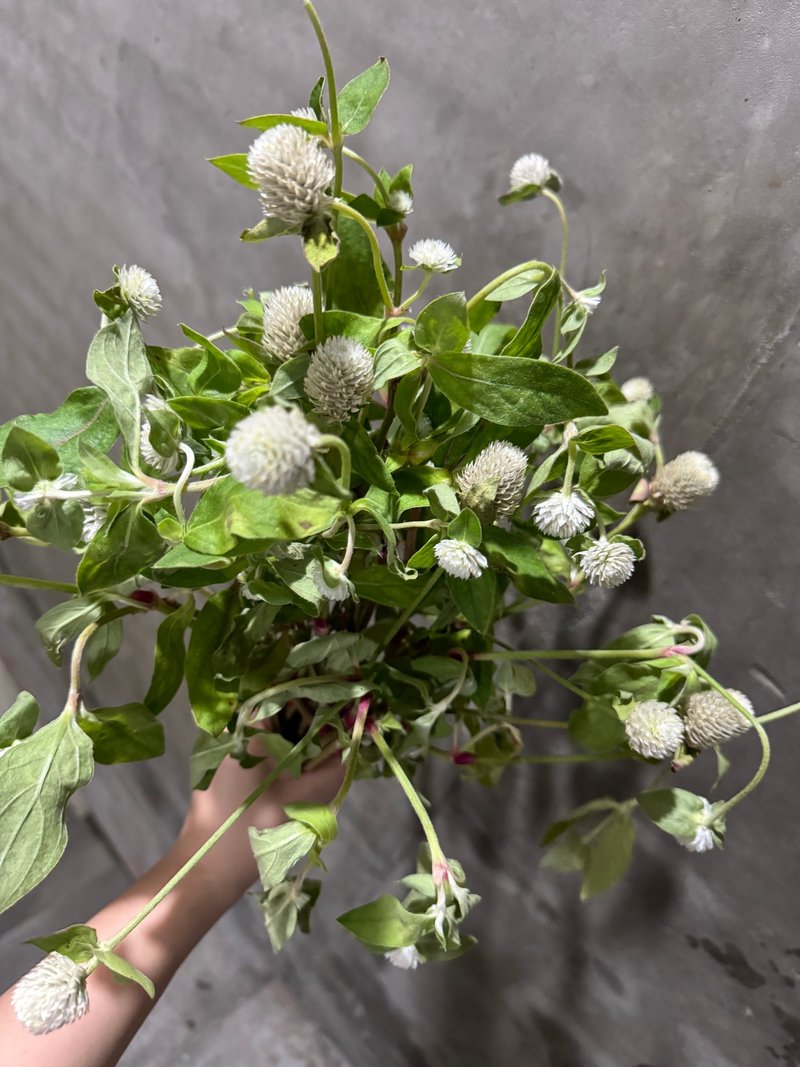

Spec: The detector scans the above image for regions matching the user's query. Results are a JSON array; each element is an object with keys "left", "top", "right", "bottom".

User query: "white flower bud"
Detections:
[
  {"left": 408, "top": 239, "right": 461, "bottom": 274},
  {"left": 388, "top": 189, "right": 413, "bottom": 215},
  {"left": 225, "top": 406, "right": 321, "bottom": 496},
  {"left": 12, "top": 953, "right": 90, "bottom": 1035},
  {"left": 621, "top": 376, "right": 654, "bottom": 402},
  {"left": 509, "top": 152, "right": 552, "bottom": 190},
  {"left": 677, "top": 797, "right": 716, "bottom": 853},
  {"left": 305, "top": 336, "right": 374, "bottom": 421},
  {"left": 434, "top": 539, "right": 488, "bottom": 580},
  {"left": 455, "top": 441, "right": 528, "bottom": 522},
  {"left": 14, "top": 473, "right": 78, "bottom": 512},
  {"left": 649, "top": 451, "right": 719, "bottom": 512},
  {"left": 532, "top": 491, "right": 594, "bottom": 539},
  {"left": 384, "top": 945, "right": 423, "bottom": 970},
  {"left": 262, "top": 285, "right": 314, "bottom": 362},
  {"left": 574, "top": 291, "right": 601, "bottom": 313},
  {"left": 140, "top": 395, "right": 182, "bottom": 475},
  {"left": 625, "top": 700, "right": 684, "bottom": 759},
  {"left": 247, "top": 125, "right": 335, "bottom": 227},
  {"left": 683, "top": 688, "right": 753, "bottom": 749},
  {"left": 577, "top": 538, "right": 636, "bottom": 588},
  {"left": 310, "top": 559, "right": 353, "bottom": 603},
  {"left": 117, "top": 264, "right": 162, "bottom": 319}
]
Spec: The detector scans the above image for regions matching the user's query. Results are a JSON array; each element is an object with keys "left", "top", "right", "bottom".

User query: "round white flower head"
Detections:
[
  {"left": 118, "top": 264, "right": 162, "bottom": 319},
  {"left": 388, "top": 189, "right": 414, "bottom": 215},
  {"left": 621, "top": 376, "right": 654, "bottom": 403},
  {"left": 683, "top": 688, "right": 753, "bottom": 750},
  {"left": 532, "top": 491, "right": 595, "bottom": 540},
  {"left": 578, "top": 538, "right": 636, "bottom": 588},
  {"left": 14, "top": 473, "right": 78, "bottom": 512},
  {"left": 677, "top": 797, "right": 716, "bottom": 853},
  {"left": 310, "top": 559, "right": 353, "bottom": 603},
  {"left": 290, "top": 106, "right": 318, "bottom": 122},
  {"left": 140, "top": 395, "right": 182, "bottom": 475},
  {"left": 12, "top": 953, "right": 89, "bottom": 1035},
  {"left": 305, "top": 336, "right": 374, "bottom": 421},
  {"left": 262, "top": 285, "right": 314, "bottom": 363},
  {"left": 408, "top": 239, "right": 461, "bottom": 274},
  {"left": 509, "top": 152, "right": 552, "bottom": 190},
  {"left": 434, "top": 539, "right": 488, "bottom": 580},
  {"left": 455, "top": 441, "right": 528, "bottom": 522},
  {"left": 649, "top": 451, "right": 719, "bottom": 512},
  {"left": 225, "top": 405, "right": 321, "bottom": 496},
  {"left": 384, "top": 945, "right": 423, "bottom": 970},
  {"left": 625, "top": 700, "right": 684, "bottom": 760},
  {"left": 247, "top": 125, "right": 335, "bottom": 227}
]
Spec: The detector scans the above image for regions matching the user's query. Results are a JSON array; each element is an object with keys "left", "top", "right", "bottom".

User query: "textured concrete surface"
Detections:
[{"left": 1, "top": 1, "right": 799, "bottom": 1065}]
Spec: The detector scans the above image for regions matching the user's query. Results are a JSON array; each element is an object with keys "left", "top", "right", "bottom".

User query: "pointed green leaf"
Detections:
[
  {"left": 86, "top": 311, "right": 151, "bottom": 465},
  {"left": 249, "top": 822, "right": 317, "bottom": 891},
  {"left": 77, "top": 506, "right": 164, "bottom": 593},
  {"left": 337, "top": 894, "right": 430, "bottom": 949},
  {"left": 337, "top": 58, "right": 390, "bottom": 136},
  {"left": 207, "top": 153, "right": 258, "bottom": 189},
  {"left": 2, "top": 427, "right": 60, "bottom": 490}
]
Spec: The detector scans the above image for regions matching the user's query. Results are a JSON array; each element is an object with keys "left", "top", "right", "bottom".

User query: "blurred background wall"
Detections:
[{"left": 1, "top": 1, "right": 799, "bottom": 1064}]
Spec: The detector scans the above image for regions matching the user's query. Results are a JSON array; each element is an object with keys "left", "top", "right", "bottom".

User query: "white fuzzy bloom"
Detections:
[
  {"left": 621, "top": 376, "right": 654, "bottom": 403},
  {"left": 532, "top": 491, "right": 595, "bottom": 539},
  {"left": 650, "top": 451, "right": 719, "bottom": 512},
  {"left": 290, "top": 106, "right": 318, "bottom": 122},
  {"left": 509, "top": 152, "right": 552, "bottom": 190},
  {"left": 408, "top": 239, "right": 460, "bottom": 274},
  {"left": 455, "top": 441, "right": 528, "bottom": 522},
  {"left": 14, "top": 473, "right": 78, "bottom": 512},
  {"left": 247, "top": 125, "right": 335, "bottom": 227},
  {"left": 225, "top": 406, "right": 321, "bottom": 496},
  {"left": 677, "top": 798, "right": 716, "bottom": 853},
  {"left": 12, "top": 953, "right": 90, "bottom": 1035},
  {"left": 574, "top": 291, "right": 602, "bottom": 313},
  {"left": 139, "top": 395, "right": 182, "bottom": 475},
  {"left": 435, "top": 539, "right": 488, "bottom": 580},
  {"left": 683, "top": 688, "right": 753, "bottom": 749},
  {"left": 310, "top": 560, "right": 352, "bottom": 603},
  {"left": 262, "top": 285, "right": 314, "bottom": 362},
  {"left": 305, "top": 336, "right": 374, "bottom": 421},
  {"left": 578, "top": 538, "right": 636, "bottom": 588},
  {"left": 384, "top": 945, "right": 423, "bottom": 970},
  {"left": 625, "top": 700, "right": 684, "bottom": 760},
  {"left": 118, "top": 264, "right": 162, "bottom": 319},
  {"left": 388, "top": 189, "right": 413, "bottom": 215}
]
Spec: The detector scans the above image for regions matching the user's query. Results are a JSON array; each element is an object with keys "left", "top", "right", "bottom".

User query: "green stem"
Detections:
[
  {"left": 756, "top": 701, "right": 800, "bottom": 725},
  {"left": 562, "top": 438, "right": 578, "bottom": 495},
  {"left": 330, "top": 696, "right": 370, "bottom": 813},
  {"left": 466, "top": 260, "right": 549, "bottom": 313},
  {"left": 527, "top": 658, "right": 594, "bottom": 703},
  {"left": 542, "top": 189, "right": 569, "bottom": 280},
  {"left": 398, "top": 270, "right": 431, "bottom": 312},
  {"left": 241, "top": 674, "right": 343, "bottom": 719},
  {"left": 609, "top": 502, "right": 648, "bottom": 538},
  {"left": 173, "top": 445, "right": 195, "bottom": 531},
  {"left": 304, "top": 1, "right": 342, "bottom": 197},
  {"left": 341, "top": 147, "right": 390, "bottom": 203},
  {"left": 372, "top": 727, "right": 445, "bottom": 863},
  {"left": 191, "top": 456, "right": 226, "bottom": 477},
  {"left": 331, "top": 201, "right": 394, "bottom": 312},
  {"left": 391, "top": 228, "right": 405, "bottom": 305},
  {"left": 311, "top": 269, "right": 324, "bottom": 343},
  {"left": 474, "top": 647, "right": 684, "bottom": 663},
  {"left": 316, "top": 434, "right": 351, "bottom": 492},
  {"left": 0, "top": 573, "right": 78, "bottom": 594},
  {"left": 378, "top": 569, "right": 443, "bottom": 654}
]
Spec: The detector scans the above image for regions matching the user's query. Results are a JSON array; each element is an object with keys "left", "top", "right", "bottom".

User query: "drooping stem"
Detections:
[
  {"left": 316, "top": 433, "right": 352, "bottom": 492},
  {"left": 340, "top": 513, "right": 357, "bottom": 572},
  {"left": 304, "top": 1, "right": 342, "bottom": 196},
  {"left": 756, "top": 701, "right": 800, "bottom": 725},
  {"left": 330, "top": 201, "right": 394, "bottom": 312},
  {"left": 398, "top": 270, "right": 431, "bottom": 312},
  {"left": 466, "top": 260, "right": 550, "bottom": 313},
  {"left": 561, "top": 437, "right": 579, "bottom": 496},
  {"left": 311, "top": 268, "right": 324, "bottom": 343},
  {"left": 371, "top": 726, "right": 446, "bottom": 864},
  {"left": 609, "top": 502, "right": 648, "bottom": 538},
  {"left": 342, "top": 147, "right": 391, "bottom": 203},
  {"left": 542, "top": 189, "right": 569, "bottom": 280},
  {"left": 173, "top": 444, "right": 195, "bottom": 531},
  {"left": 330, "top": 695, "right": 370, "bottom": 813}
]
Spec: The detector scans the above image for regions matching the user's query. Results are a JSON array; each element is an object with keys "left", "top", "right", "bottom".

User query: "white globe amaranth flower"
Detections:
[
  {"left": 683, "top": 688, "right": 753, "bottom": 749},
  {"left": 677, "top": 797, "right": 716, "bottom": 853},
  {"left": 434, "top": 539, "right": 488, "bottom": 580},
  {"left": 14, "top": 473, "right": 78, "bottom": 512},
  {"left": 117, "top": 264, "right": 162, "bottom": 319},
  {"left": 621, "top": 376, "right": 654, "bottom": 403},
  {"left": 625, "top": 700, "right": 684, "bottom": 760},
  {"left": 384, "top": 945, "right": 423, "bottom": 970},
  {"left": 408, "top": 239, "right": 461, "bottom": 274},
  {"left": 290, "top": 106, "right": 318, "bottom": 122},
  {"left": 305, "top": 336, "right": 374, "bottom": 421},
  {"left": 225, "top": 405, "right": 321, "bottom": 496},
  {"left": 574, "top": 291, "right": 602, "bottom": 314},
  {"left": 577, "top": 538, "right": 636, "bottom": 588},
  {"left": 455, "top": 441, "right": 528, "bottom": 522},
  {"left": 140, "top": 395, "right": 182, "bottom": 475},
  {"left": 509, "top": 152, "right": 552, "bottom": 190},
  {"left": 247, "top": 124, "right": 335, "bottom": 227},
  {"left": 532, "top": 491, "right": 595, "bottom": 539},
  {"left": 12, "top": 953, "right": 90, "bottom": 1035},
  {"left": 649, "top": 451, "right": 719, "bottom": 512},
  {"left": 388, "top": 189, "right": 413, "bottom": 215},
  {"left": 262, "top": 285, "right": 314, "bottom": 362},
  {"left": 310, "top": 559, "right": 353, "bottom": 603}
]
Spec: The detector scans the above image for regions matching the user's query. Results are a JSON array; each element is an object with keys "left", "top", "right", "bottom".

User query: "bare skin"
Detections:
[{"left": 0, "top": 751, "right": 345, "bottom": 1067}]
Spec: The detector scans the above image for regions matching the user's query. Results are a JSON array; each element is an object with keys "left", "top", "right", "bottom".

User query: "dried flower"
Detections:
[
  {"left": 310, "top": 559, "right": 353, "bottom": 603},
  {"left": 388, "top": 189, "right": 413, "bottom": 215},
  {"left": 577, "top": 538, "right": 636, "bottom": 588},
  {"left": 14, "top": 473, "right": 78, "bottom": 512},
  {"left": 509, "top": 152, "right": 552, "bottom": 190},
  {"left": 532, "top": 491, "right": 594, "bottom": 539},
  {"left": 434, "top": 540, "right": 488, "bottom": 580},
  {"left": 408, "top": 239, "right": 460, "bottom": 274},
  {"left": 262, "top": 285, "right": 314, "bottom": 362},
  {"left": 117, "top": 264, "right": 162, "bottom": 319},
  {"left": 621, "top": 376, "right": 654, "bottom": 402},
  {"left": 625, "top": 700, "right": 684, "bottom": 759},
  {"left": 225, "top": 405, "right": 321, "bottom": 496},
  {"left": 384, "top": 945, "right": 423, "bottom": 970},
  {"left": 247, "top": 125, "right": 335, "bottom": 227},
  {"left": 305, "top": 336, "right": 374, "bottom": 421},
  {"left": 683, "top": 688, "right": 753, "bottom": 749},
  {"left": 677, "top": 797, "right": 716, "bottom": 853},
  {"left": 12, "top": 953, "right": 90, "bottom": 1035},
  {"left": 140, "top": 396, "right": 182, "bottom": 475},
  {"left": 649, "top": 451, "right": 719, "bottom": 512},
  {"left": 455, "top": 441, "right": 528, "bottom": 523}
]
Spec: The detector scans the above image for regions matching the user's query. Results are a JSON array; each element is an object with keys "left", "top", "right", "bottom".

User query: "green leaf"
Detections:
[
  {"left": 299, "top": 309, "right": 386, "bottom": 347},
  {"left": 94, "top": 948, "right": 155, "bottom": 997},
  {"left": 25, "top": 498, "right": 85, "bottom": 549},
  {"left": 576, "top": 425, "right": 638, "bottom": 455},
  {"left": 341, "top": 422, "right": 396, "bottom": 493},
  {"left": 36, "top": 597, "right": 105, "bottom": 666},
  {"left": 86, "top": 311, "right": 151, "bottom": 465},
  {"left": 0, "top": 692, "right": 39, "bottom": 748},
  {"left": 78, "top": 702, "right": 165, "bottom": 764},
  {"left": 500, "top": 269, "right": 561, "bottom": 358},
  {"left": 337, "top": 58, "right": 390, "bottom": 136},
  {"left": 637, "top": 788, "right": 708, "bottom": 838},
  {"left": 190, "top": 731, "right": 237, "bottom": 790},
  {"left": 207, "top": 153, "right": 258, "bottom": 189},
  {"left": 337, "top": 894, "right": 430, "bottom": 949},
  {"left": 0, "top": 713, "right": 94, "bottom": 914},
  {"left": 186, "top": 589, "right": 239, "bottom": 734},
  {"left": 489, "top": 268, "right": 549, "bottom": 302},
  {"left": 258, "top": 882, "right": 303, "bottom": 953},
  {"left": 580, "top": 811, "right": 635, "bottom": 900},
  {"left": 269, "top": 355, "right": 311, "bottom": 402},
  {"left": 28, "top": 924, "right": 99, "bottom": 964},
  {"left": 168, "top": 396, "right": 248, "bottom": 432},
  {"left": 239, "top": 112, "right": 328, "bottom": 136},
  {"left": 447, "top": 569, "right": 496, "bottom": 634},
  {"left": 86, "top": 618, "right": 124, "bottom": 679},
  {"left": 240, "top": 217, "right": 300, "bottom": 242},
  {"left": 569, "top": 699, "right": 627, "bottom": 752},
  {"left": 2, "top": 427, "right": 60, "bottom": 490},
  {"left": 428, "top": 351, "right": 607, "bottom": 427},
  {"left": 284, "top": 802, "right": 338, "bottom": 846},
  {"left": 0, "top": 388, "right": 117, "bottom": 475},
  {"left": 447, "top": 508, "right": 482, "bottom": 547},
  {"left": 249, "top": 821, "right": 317, "bottom": 890},
  {"left": 373, "top": 336, "right": 422, "bottom": 389},
  {"left": 303, "top": 227, "right": 340, "bottom": 271},
  {"left": 228, "top": 485, "right": 342, "bottom": 545},
  {"left": 350, "top": 566, "right": 426, "bottom": 609},
  {"left": 144, "top": 597, "right": 195, "bottom": 713},
  {"left": 77, "top": 506, "right": 164, "bottom": 593},
  {"left": 327, "top": 215, "right": 387, "bottom": 316},
  {"left": 482, "top": 527, "right": 572, "bottom": 603},
  {"left": 414, "top": 292, "right": 469, "bottom": 356}
]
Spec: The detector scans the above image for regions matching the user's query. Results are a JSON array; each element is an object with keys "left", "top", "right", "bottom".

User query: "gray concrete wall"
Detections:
[{"left": 1, "top": 2, "right": 799, "bottom": 1064}]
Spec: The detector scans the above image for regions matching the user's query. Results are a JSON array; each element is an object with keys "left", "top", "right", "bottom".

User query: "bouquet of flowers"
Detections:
[{"left": 2, "top": 0, "right": 793, "bottom": 1037}]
